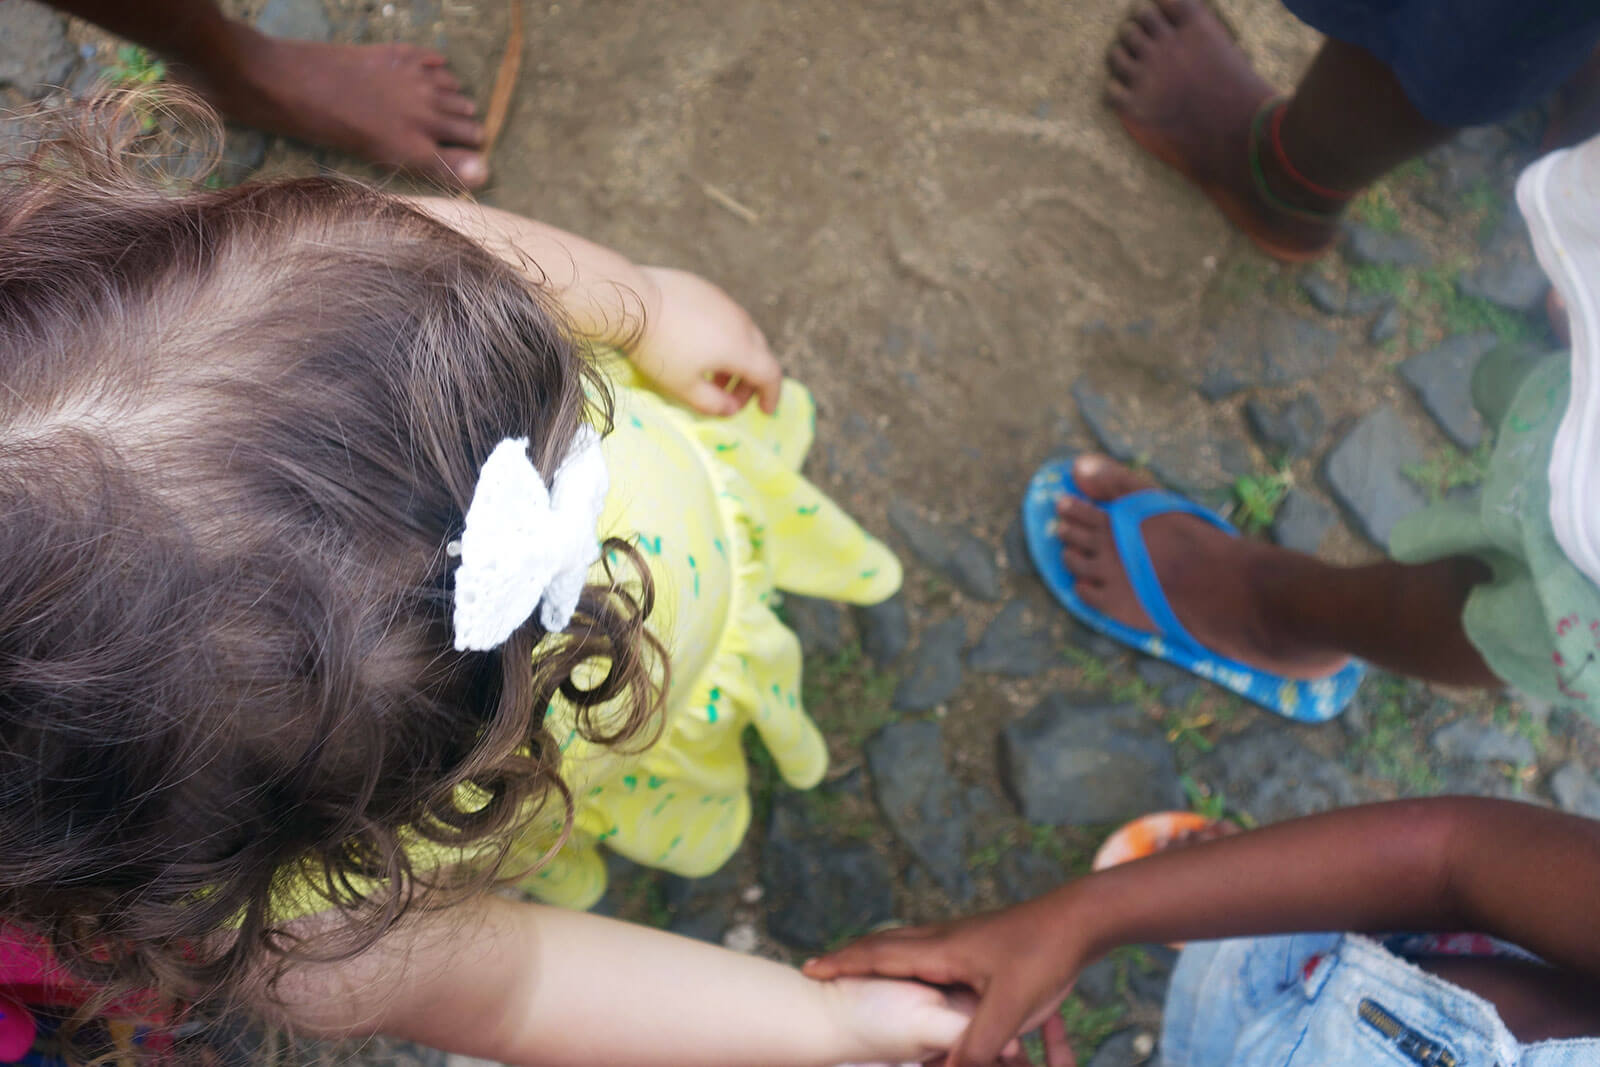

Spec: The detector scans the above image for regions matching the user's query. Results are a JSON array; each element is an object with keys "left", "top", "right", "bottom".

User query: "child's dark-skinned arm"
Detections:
[{"left": 802, "top": 797, "right": 1600, "bottom": 1067}]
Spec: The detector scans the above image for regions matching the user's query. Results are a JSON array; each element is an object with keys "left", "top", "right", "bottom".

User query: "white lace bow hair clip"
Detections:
[{"left": 450, "top": 427, "right": 609, "bottom": 652}]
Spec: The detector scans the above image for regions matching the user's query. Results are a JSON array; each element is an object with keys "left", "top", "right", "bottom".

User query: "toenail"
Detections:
[{"left": 1076, "top": 455, "right": 1106, "bottom": 476}]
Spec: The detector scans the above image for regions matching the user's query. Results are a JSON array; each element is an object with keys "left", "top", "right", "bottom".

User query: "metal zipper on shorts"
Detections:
[{"left": 1357, "top": 998, "right": 1459, "bottom": 1067}]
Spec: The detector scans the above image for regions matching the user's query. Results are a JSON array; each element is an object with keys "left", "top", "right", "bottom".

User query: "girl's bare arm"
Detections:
[
  {"left": 271, "top": 892, "right": 967, "bottom": 1067},
  {"left": 409, "top": 197, "right": 782, "bottom": 415}
]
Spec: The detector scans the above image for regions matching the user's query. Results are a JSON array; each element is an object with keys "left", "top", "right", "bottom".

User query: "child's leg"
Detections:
[
  {"left": 49, "top": 0, "right": 487, "bottom": 187},
  {"left": 1107, "top": 0, "right": 1600, "bottom": 261},
  {"left": 1106, "top": 0, "right": 1453, "bottom": 259},
  {"left": 1058, "top": 455, "right": 1500, "bottom": 688}
]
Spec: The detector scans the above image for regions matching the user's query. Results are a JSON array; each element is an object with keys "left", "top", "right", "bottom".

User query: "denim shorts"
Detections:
[{"left": 1162, "top": 933, "right": 1600, "bottom": 1066}]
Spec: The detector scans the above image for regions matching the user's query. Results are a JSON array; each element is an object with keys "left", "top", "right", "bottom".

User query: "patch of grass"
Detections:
[
  {"left": 803, "top": 646, "right": 899, "bottom": 747},
  {"left": 967, "top": 838, "right": 1008, "bottom": 873},
  {"left": 1493, "top": 700, "right": 1550, "bottom": 755},
  {"left": 1407, "top": 320, "right": 1430, "bottom": 351},
  {"left": 106, "top": 45, "right": 166, "bottom": 87},
  {"left": 1231, "top": 465, "right": 1293, "bottom": 532},
  {"left": 1109, "top": 674, "right": 1159, "bottom": 706},
  {"left": 1165, "top": 712, "right": 1216, "bottom": 755},
  {"left": 1459, "top": 178, "right": 1500, "bottom": 218},
  {"left": 104, "top": 46, "right": 169, "bottom": 133},
  {"left": 1346, "top": 675, "right": 1443, "bottom": 795},
  {"left": 1026, "top": 824, "right": 1097, "bottom": 878},
  {"left": 1403, "top": 440, "right": 1492, "bottom": 502},
  {"left": 1349, "top": 262, "right": 1408, "bottom": 298},
  {"left": 801, "top": 787, "right": 880, "bottom": 842},
  {"left": 1416, "top": 266, "right": 1541, "bottom": 346},
  {"left": 1352, "top": 186, "right": 1404, "bottom": 234},
  {"left": 1458, "top": 178, "right": 1506, "bottom": 243},
  {"left": 1058, "top": 995, "right": 1128, "bottom": 1060},
  {"left": 1180, "top": 772, "right": 1227, "bottom": 820},
  {"left": 743, "top": 725, "right": 780, "bottom": 829},
  {"left": 617, "top": 875, "right": 673, "bottom": 929},
  {"left": 1389, "top": 158, "right": 1429, "bottom": 182},
  {"left": 1064, "top": 645, "right": 1114, "bottom": 688}
]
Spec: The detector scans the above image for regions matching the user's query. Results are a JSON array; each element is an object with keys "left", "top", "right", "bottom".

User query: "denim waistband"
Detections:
[{"left": 1163, "top": 933, "right": 1600, "bottom": 1067}]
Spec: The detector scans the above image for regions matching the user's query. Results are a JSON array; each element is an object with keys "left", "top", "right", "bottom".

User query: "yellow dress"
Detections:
[{"left": 506, "top": 363, "right": 901, "bottom": 909}]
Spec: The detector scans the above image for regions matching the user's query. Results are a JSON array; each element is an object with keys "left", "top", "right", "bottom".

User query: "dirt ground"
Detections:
[
  {"left": 471, "top": 0, "right": 1318, "bottom": 522},
  {"left": 264, "top": 0, "right": 1321, "bottom": 528}
]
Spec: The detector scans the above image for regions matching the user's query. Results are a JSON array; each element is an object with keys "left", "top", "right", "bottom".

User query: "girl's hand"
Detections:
[
  {"left": 804, "top": 895, "right": 1090, "bottom": 1067},
  {"left": 629, "top": 267, "right": 782, "bottom": 417},
  {"left": 819, "top": 977, "right": 972, "bottom": 1065}
]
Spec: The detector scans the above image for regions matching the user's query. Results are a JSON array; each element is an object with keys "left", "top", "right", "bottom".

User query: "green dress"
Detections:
[{"left": 1390, "top": 347, "right": 1600, "bottom": 718}]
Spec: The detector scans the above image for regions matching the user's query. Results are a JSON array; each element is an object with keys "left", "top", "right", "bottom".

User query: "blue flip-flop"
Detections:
[{"left": 1022, "top": 458, "right": 1363, "bottom": 723}]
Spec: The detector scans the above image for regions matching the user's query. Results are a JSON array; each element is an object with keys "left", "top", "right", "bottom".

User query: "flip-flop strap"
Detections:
[{"left": 1105, "top": 489, "right": 1237, "bottom": 657}]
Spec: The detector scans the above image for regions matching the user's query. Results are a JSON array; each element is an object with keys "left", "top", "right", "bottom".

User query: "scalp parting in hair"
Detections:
[{"left": 0, "top": 90, "right": 665, "bottom": 1056}]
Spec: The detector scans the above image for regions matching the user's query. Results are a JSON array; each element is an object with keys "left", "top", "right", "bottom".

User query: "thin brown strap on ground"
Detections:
[{"left": 482, "top": 0, "right": 524, "bottom": 160}]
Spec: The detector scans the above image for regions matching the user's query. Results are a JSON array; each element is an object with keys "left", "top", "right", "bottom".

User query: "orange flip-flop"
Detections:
[
  {"left": 1092, "top": 811, "right": 1217, "bottom": 871},
  {"left": 1093, "top": 812, "right": 1220, "bottom": 949}
]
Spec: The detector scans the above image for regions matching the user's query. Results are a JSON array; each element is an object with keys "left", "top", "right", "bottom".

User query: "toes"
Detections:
[
  {"left": 1073, "top": 454, "right": 1156, "bottom": 502},
  {"left": 1104, "top": 80, "right": 1133, "bottom": 111},
  {"left": 1129, "top": 2, "right": 1169, "bottom": 38},
  {"left": 428, "top": 115, "right": 486, "bottom": 148},
  {"left": 1057, "top": 497, "right": 1109, "bottom": 545},
  {"left": 1061, "top": 542, "right": 1100, "bottom": 579},
  {"left": 435, "top": 90, "right": 478, "bottom": 117},
  {"left": 431, "top": 66, "right": 464, "bottom": 94},
  {"left": 1106, "top": 43, "right": 1141, "bottom": 85},
  {"left": 430, "top": 148, "right": 489, "bottom": 189},
  {"left": 1155, "top": 0, "right": 1193, "bottom": 25},
  {"left": 1078, "top": 579, "right": 1118, "bottom": 613},
  {"left": 1117, "top": 20, "right": 1149, "bottom": 58}
]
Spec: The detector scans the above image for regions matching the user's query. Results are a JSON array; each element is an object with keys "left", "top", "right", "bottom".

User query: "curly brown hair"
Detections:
[{"left": 0, "top": 94, "right": 664, "bottom": 1056}]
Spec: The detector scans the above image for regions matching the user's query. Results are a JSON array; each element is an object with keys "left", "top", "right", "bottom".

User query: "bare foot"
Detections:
[
  {"left": 1105, "top": 0, "right": 1342, "bottom": 261},
  {"left": 178, "top": 27, "right": 488, "bottom": 188},
  {"left": 1056, "top": 454, "right": 1347, "bottom": 679}
]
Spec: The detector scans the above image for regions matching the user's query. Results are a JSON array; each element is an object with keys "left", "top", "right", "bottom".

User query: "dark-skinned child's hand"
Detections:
[{"left": 802, "top": 889, "right": 1092, "bottom": 1067}]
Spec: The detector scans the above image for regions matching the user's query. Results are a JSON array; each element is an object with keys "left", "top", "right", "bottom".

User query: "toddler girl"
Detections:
[{"left": 0, "top": 97, "right": 956, "bottom": 1065}]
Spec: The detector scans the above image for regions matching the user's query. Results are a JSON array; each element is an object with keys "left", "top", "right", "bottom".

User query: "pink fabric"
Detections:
[{"left": 0, "top": 926, "right": 169, "bottom": 1061}]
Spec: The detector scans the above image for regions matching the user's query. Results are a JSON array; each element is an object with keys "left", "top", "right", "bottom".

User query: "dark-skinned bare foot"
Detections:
[
  {"left": 1057, "top": 454, "right": 1347, "bottom": 679},
  {"left": 1105, "top": 0, "right": 1342, "bottom": 261},
  {"left": 177, "top": 26, "right": 488, "bottom": 188}
]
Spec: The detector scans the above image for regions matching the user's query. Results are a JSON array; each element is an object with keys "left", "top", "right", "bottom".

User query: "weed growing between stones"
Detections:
[
  {"left": 105, "top": 45, "right": 166, "bottom": 88},
  {"left": 1415, "top": 266, "right": 1542, "bottom": 345},
  {"left": 615, "top": 875, "right": 674, "bottom": 929},
  {"left": 1346, "top": 675, "right": 1445, "bottom": 795},
  {"left": 1404, "top": 439, "right": 1492, "bottom": 501},
  {"left": 1231, "top": 465, "right": 1294, "bottom": 532},
  {"left": 1352, "top": 187, "right": 1404, "bottom": 234},
  {"left": 799, "top": 785, "right": 879, "bottom": 843},
  {"left": 1493, "top": 699, "right": 1551, "bottom": 754},
  {"left": 802, "top": 646, "right": 900, "bottom": 751}
]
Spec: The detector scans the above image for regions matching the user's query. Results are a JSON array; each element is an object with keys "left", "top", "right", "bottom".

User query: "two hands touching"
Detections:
[{"left": 813, "top": 898, "right": 1084, "bottom": 1067}]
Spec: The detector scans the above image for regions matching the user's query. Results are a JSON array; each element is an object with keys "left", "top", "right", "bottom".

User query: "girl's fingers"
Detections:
[
  {"left": 729, "top": 340, "right": 782, "bottom": 414},
  {"left": 1039, "top": 1014, "right": 1075, "bottom": 1067},
  {"left": 684, "top": 379, "right": 741, "bottom": 416},
  {"left": 948, "top": 981, "right": 1036, "bottom": 1067}
]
